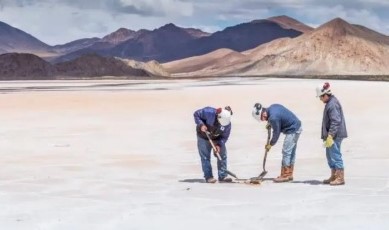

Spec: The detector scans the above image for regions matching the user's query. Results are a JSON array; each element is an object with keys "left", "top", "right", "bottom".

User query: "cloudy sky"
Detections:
[{"left": 0, "top": 0, "right": 388, "bottom": 45}]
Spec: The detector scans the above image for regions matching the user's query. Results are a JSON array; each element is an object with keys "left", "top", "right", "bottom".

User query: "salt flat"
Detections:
[{"left": 0, "top": 78, "right": 388, "bottom": 230}]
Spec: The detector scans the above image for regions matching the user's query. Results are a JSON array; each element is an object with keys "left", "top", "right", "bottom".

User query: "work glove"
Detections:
[
  {"left": 265, "top": 144, "right": 272, "bottom": 151},
  {"left": 265, "top": 123, "right": 271, "bottom": 130},
  {"left": 200, "top": 125, "right": 208, "bottom": 132},
  {"left": 324, "top": 135, "right": 334, "bottom": 148}
]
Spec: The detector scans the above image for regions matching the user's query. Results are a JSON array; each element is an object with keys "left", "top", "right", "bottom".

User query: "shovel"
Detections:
[
  {"left": 205, "top": 131, "right": 238, "bottom": 179},
  {"left": 256, "top": 126, "right": 272, "bottom": 180}
]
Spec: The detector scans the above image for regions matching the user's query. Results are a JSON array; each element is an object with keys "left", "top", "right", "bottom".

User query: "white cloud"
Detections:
[{"left": 118, "top": 0, "right": 193, "bottom": 16}]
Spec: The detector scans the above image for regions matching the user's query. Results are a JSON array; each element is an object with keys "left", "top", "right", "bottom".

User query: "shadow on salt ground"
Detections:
[
  {"left": 177, "top": 178, "right": 322, "bottom": 185},
  {"left": 179, "top": 179, "right": 205, "bottom": 183},
  {"left": 291, "top": 180, "right": 322, "bottom": 185}
]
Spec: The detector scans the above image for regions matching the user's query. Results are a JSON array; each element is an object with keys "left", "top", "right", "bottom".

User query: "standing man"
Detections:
[
  {"left": 316, "top": 82, "right": 347, "bottom": 186},
  {"left": 252, "top": 103, "right": 302, "bottom": 183},
  {"left": 194, "top": 106, "right": 233, "bottom": 183}
]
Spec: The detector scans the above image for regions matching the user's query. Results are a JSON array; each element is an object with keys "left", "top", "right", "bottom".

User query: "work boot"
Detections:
[
  {"left": 273, "top": 166, "right": 291, "bottom": 183},
  {"left": 323, "top": 169, "right": 336, "bottom": 184},
  {"left": 330, "top": 169, "right": 345, "bottom": 186},
  {"left": 206, "top": 177, "right": 217, "bottom": 183},
  {"left": 219, "top": 177, "right": 233, "bottom": 183},
  {"left": 288, "top": 165, "right": 294, "bottom": 181}
]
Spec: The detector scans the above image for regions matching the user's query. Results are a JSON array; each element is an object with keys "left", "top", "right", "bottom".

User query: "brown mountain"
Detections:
[
  {"left": 0, "top": 21, "right": 54, "bottom": 57},
  {"left": 119, "top": 58, "right": 171, "bottom": 77},
  {"left": 55, "top": 17, "right": 305, "bottom": 63},
  {"left": 0, "top": 53, "right": 169, "bottom": 80},
  {"left": 53, "top": 23, "right": 199, "bottom": 62},
  {"left": 236, "top": 18, "right": 389, "bottom": 75},
  {"left": 160, "top": 19, "right": 303, "bottom": 62},
  {"left": 111, "top": 23, "right": 200, "bottom": 60},
  {"left": 165, "top": 17, "right": 389, "bottom": 76},
  {"left": 0, "top": 53, "right": 55, "bottom": 80},
  {"left": 101, "top": 28, "right": 149, "bottom": 44},
  {"left": 164, "top": 48, "right": 250, "bottom": 76},
  {"left": 267, "top": 15, "right": 313, "bottom": 33},
  {"left": 54, "top": 54, "right": 152, "bottom": 77}
]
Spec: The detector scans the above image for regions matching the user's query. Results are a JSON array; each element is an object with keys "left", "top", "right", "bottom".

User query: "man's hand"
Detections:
[
  {"left": 265, "top": 144, "right": 272, "bottom": 151},
  {"left": 215, "top": 145, "right": 221, "bottom": 153},
  {"left": 324, "top": 135, "right": 334, "bottom": 148},
  {"left": 200, "top": 125, "right": 208, "bottom": 132},
  {"left": 212, "top": 144, "right": 221, "bottom": 158}
]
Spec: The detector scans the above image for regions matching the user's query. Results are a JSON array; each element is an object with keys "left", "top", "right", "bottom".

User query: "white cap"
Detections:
[
  {"left": 252, "top": 103, "right": 263, "bottom": 122},
  {"left": 316, "top": 82, "right": 332, "bottom": 97},
  {"left": 217, "top": 108, "right": 232, "bottom": 126}
]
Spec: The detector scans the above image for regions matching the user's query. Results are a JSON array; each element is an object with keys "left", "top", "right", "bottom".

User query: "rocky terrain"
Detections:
[
  {"left": 164, "top": 18, "right": 389, "bottom": 76},
  {"left": 0, "top": 53, "right": 55, "bottom": 80},
  {"left": 1, "top": 16, "right": 389, "bottom": 78},
  {"left": 0, "top": 53, "right": 169, "bottom": 80}
]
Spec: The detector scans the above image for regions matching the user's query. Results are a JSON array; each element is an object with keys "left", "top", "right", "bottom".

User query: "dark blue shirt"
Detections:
[
  {"left": 267, "top": 104, "right": 301, "bottom": 146},
  {"left": 193, "top": 107, "right": 231, "bottom": 147}
]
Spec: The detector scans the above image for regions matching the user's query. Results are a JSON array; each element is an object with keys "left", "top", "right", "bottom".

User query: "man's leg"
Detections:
[
  {"left": 323, "top": 145, "right": 337, "bottom": 184},
  {"left": 329, "top": 139, "right": 345, "bottom": 185},
  {"left": 274, "top": 132, "right": 299, "bottom": 182},
  {"left": 217, "top": 145, "right": 229, "bottom": 181},
  {"left": 290, "top": 128, "right": 302, "bottom": 166},
  {"left": 197, "top": 136, "right": 214, "bottom": 182}
]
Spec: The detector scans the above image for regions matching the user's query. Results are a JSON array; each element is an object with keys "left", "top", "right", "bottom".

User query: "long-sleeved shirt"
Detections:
[
  {"left": 321, "top": 95, "right": 348, "bottom": 140},
  {"left": 193, "top": 107, "right": 231, "bottom": 147},
  {"left": 267, "top": 104, "right": 301, "bottom": 146}
]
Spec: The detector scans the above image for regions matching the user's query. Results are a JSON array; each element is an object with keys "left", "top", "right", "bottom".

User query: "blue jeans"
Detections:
[
  {"left": 326, "top": 138, "right": 344, "bottom": 169},
  {"left": 197, "top": 136, "right": 227, "bottom": 180},
  {"left": 281, "top": 127, "right": 302, "bottom": 167}
]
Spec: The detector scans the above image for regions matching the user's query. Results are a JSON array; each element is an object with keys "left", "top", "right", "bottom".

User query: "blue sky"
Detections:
[{"left": 0, "top": 0, "right": 388, "bottom": 45}]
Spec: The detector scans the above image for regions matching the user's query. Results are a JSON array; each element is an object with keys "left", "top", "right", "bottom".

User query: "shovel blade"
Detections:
[
  {"left": 227, "top": 170, "right": 238, "bottom": 179},
  {"left": 257, "top": 170, "right": 268, "bottom": 180}
]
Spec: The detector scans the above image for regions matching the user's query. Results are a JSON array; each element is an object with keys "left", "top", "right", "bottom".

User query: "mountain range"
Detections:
[
  {"left": 0, "top": 15, "right": 388, "bottom": 78},
  {"left": 164, "top": 18, "right": 389, "bottom": 75}
]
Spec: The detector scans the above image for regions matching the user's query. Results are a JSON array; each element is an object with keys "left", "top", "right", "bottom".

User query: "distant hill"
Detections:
[
  {"left": 54, "top": 54, "right": 150, "bottom": 77},
  {"left": 267, "top": 15, "right": 313, "bottom": 33},
  {"left": 0, "top": 53, "right": 169, "bottom": 80},
  {"left": 164, "top": 17, "right": 389, "bottom": 76},
  {"left": 52, "top": 37, "right": 101, "bottom": 55},
  {"left": 0, "top": 21, "right": 54, "bottom": 57},
  {"left": 54, "top": 17, "right": 305, "bottom": 63},
  {"left": 0, "top": 53, "right": 55, "bottom": 80},
  {"left": 1, "top": 15, "right": 310, "bottom": 64},
  {"left": 235, "top": 18, "right": 389, "bottom": 75},
  {"left": 161, "top": 19, "right": 303, "bottom": 62},
  {"left": 5, "top": 15, "right": 389, "bottom": 76},
  {"left": 101, "top": 28, "right": 139, "bottom": 44},
  {"left": 163, "top": 48, "right": 250, "bottom": 75},
  {"left": 55, "top": 23, "right": 208, "bottom": 63}
]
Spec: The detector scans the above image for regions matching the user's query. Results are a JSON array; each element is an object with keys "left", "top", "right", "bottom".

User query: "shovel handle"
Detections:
[
  {"left": 205, "top": 131, "right": 222, "bottom": 161},
  {"left": 262, "top": 125, "right": 272, "bottom": 171},
  {"left": 205, "top": 131, "right": 237, "bottom": 179}
]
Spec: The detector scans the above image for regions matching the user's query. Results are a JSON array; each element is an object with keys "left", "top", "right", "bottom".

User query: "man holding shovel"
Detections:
[
  {"left": 194, "top": 106, "right": 233, "bottom": 183},
  {"left": 252, "top": 103, "right": 302, "bottom": 183}
]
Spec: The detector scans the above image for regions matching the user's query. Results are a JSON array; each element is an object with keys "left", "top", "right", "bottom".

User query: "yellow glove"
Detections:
[
  {"left": 265, "top": 144, "right": 272, "bottom": 151},
  {"left": 324, "top": 135, "right": 334, "bottom": 148}
]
